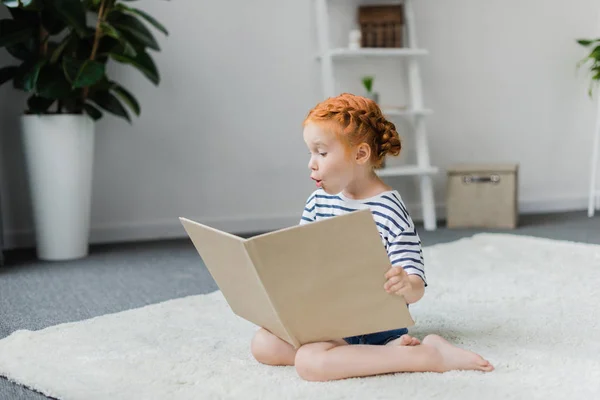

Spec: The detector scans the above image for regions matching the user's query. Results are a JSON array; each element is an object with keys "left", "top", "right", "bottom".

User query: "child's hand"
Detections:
[{"left": 384, "top": 266, "right": 413, "bottom": 296}]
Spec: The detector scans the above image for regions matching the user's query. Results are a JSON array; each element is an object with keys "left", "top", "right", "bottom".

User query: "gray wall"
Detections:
[{"left": 1, "top": 0, "right": 598, "bottom": 249}]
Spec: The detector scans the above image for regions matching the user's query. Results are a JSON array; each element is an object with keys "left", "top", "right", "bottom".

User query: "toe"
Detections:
[
  {"left": 399, "top": 335, "right": 412, "bottom": 345},
  {"left": 479, "top": 360, "right": 494, "bottom": 372}
]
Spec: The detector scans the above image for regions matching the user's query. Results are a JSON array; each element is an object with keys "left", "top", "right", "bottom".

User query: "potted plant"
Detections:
[
  {"left": 0, "top": 0, "right": 168, "bottom": 260},
  {"left": 576, "top": 38, "right": 600, "bottom": 96},
  {"left": 361, "top": 75, "right": 378, "bottom": 103},
  {"left": 577, "top": 37, "right": 600, "bottom": 217}
]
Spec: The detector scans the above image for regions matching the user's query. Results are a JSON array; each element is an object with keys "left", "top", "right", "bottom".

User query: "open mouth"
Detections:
[{"left": 312, "top": 178, "right": 323, "bottom": 188}]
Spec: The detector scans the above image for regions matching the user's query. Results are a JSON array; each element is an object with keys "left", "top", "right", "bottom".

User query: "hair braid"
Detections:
[{"left": 303, "top": 93, "right": 401, "bottom": 168}]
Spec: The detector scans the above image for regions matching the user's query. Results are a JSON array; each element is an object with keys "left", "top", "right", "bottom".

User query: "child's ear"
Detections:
[{"left": 355, "top": 143, "right": 371, "bottom": 164}]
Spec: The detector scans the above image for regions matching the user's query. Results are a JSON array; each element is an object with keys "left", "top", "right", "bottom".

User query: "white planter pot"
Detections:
[{"left": 21, "top": 114, "right": 95, "bottom": 261}]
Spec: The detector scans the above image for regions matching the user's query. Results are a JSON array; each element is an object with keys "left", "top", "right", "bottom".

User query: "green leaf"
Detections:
[
  {"left": 12, "top": 59, "right": 33, "bottom": 90},
  {"left": 111, "top": 84, "right": 140, "bottom": 116},
  {"left": 362, "top": 76, "right": 374, "bottom": 92},
  {"left": 72, "top": 60, "right": 105, "bottom": 88},
  {"left": 577, "top": 39, "right": 600, "bottom": 47},
  {"left": 27, "top": 95, "right": 55, "bottom": 113},
  {"left": 6, "top": 37, "right": 35, "bottom": 60},
  {"left": 100, "top": 21, "right": 119, "bottom": 37},
  {"left": 37, "top": 66, "right": 73, "bottom": 99},
  {"left": 100, "top": 22, "right": 137, "bottom": 57},
  {"left": 88, "top": 76, "right": 115, "bottom": 92},
  {"left": 109, "top": 49, "right": 159, "bottom": 85},
  {"left": 62, "top": 56, "right": 82, "bottom": 83},
  {"left": 49, "top": 0, "right": 88, "bottom": 37},
  {"left": 114, "top": 4, "right": 168, "bottom": 35},
  {"left": 6, "top": 43, "right": 29, "bottom": 60},
  {"left": 50, "top": 34, "right": 73, "bottom": 63},
  {"left": 83, "top": 102, "right": 103, "bottom": 120},
  {"left": 590, "top": 46, "right": 600, "bottom": 60},
  {"left": 22, "top": 59, "right": 46, "bottom": 91},
  {"left": 0, "top": 19, "right": 34, "bottom": 48},
  {"left": 89, "top": 90, "right": 131, "bottom": 122},
  {"left": 0, "top": 65, "right": 18, "bottom": 86},
  {"left": 108, "top": 13, "right": 160, "bottom": 50}
]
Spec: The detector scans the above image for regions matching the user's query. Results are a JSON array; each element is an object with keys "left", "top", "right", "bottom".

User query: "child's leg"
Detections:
[
  {"left": 294, "top": 334, "right": 494, "bottom": 382},
  {"left": 251, "top": 328, "right": 297, "bottom": 366},
  {"left": 251, "top": 328, "right": 423, "bottom": 366}
]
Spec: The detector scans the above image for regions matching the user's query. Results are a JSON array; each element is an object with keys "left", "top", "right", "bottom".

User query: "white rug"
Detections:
[{"left": 1, "top": 233, "right": 600, "bottom": 400}]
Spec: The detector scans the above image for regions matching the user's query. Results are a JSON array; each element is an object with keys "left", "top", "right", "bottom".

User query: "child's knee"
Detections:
[
  {"left": 251, "top": 328, "right": 293, "bottom": 365},
  {"left": 294, "top": 343, "right": 332, "bottom": 381},
  {"left": 251, "top": 329, "right": 275, "bottom": 363}
]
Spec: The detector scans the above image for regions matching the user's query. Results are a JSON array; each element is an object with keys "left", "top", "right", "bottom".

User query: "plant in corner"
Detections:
[
  {"left": 577, "top": 37, "right": 600, "bottom": 217},
  {"left": 361, "top": 75, "right": 378, "bottom": 104},
  {"left": 576, "top": 38, "right": 600, "bottom": 97},
  {"left": 0, "top": 0, "right": 168, "bottom": 260}
]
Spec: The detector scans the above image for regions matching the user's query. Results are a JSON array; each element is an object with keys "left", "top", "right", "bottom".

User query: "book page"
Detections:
[{"left": 179, "top": 218, "right": 292, "bottom": 344}]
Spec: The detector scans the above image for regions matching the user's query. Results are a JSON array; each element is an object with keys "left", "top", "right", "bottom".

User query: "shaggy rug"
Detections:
[{"left": 1, "top": 233, "right": 599, "bottom": 400}]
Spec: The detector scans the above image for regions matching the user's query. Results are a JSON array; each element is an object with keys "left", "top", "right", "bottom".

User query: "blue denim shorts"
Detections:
[{"left": 343, "top": 327, "right": 409, "bottom": 346}]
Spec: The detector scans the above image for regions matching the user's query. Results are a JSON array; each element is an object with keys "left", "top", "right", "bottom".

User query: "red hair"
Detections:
[{"left": 303, "top": 93, "right": 401, "bottom": 168}]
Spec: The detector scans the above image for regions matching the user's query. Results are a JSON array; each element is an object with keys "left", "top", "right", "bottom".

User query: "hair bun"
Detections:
[{"left": 377, "top": 121, "right": 401, "bottom": 164}]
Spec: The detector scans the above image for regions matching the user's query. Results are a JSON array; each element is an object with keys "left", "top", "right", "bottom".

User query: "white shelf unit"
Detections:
[
  {"left": 324, "top": 48, "right": 428, "bottom": 57},
  {"left": 377, "top": 165, "right": 439, "bottom": 177},
  {"left": 314, "top": 0, "right": 438, "bottom": 230}
]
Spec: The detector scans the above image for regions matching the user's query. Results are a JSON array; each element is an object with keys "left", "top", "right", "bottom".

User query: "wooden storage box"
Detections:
[
  {"left": 358, "top": 5, "right": 403, "bottom": 48},
  {"left": 446, "top": 164, "right": 519, "bottom": 229}
]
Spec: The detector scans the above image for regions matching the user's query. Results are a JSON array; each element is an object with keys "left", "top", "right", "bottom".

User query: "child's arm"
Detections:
[{"left": 383, "top": 267, "right": 425, "bottom": 304}]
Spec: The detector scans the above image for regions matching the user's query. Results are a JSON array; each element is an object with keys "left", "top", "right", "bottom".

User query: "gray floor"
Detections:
[{"left": 1, "top": 211, "right": 599, "bottom": 400}]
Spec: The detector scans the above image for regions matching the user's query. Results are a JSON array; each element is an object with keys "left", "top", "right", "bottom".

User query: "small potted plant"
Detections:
[
  {"left": 362, "top": 75, "right": 379, "bottom": 103},
  {"left": 0, "top": 0, "right": 168, "bottom": 260},
  {"left": 576, "top": 38, "right": 600, "bottom": 96}
]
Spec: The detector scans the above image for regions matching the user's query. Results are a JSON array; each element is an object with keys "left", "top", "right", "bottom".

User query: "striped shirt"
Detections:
[{"left": 299, "top": 188, "right": 426, "bottom": 286}]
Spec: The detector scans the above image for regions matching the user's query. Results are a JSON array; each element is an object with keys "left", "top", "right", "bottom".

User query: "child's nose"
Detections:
[{"left": 308, "top": 158, "right": 317, "bottom": 171}]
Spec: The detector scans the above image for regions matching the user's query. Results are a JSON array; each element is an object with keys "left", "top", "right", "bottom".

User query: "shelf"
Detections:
[
  {"left": 314, "top": 0, "right": 439, "bottom": 230},
  {"left": 376, "top": 165, "right": 439, "bottom": 177},
  {"left": 382, "top": 108, "right": 433, "bottom": 117},
  {"left": 318, "top": 48, "right": 428, "bottom": 59}
]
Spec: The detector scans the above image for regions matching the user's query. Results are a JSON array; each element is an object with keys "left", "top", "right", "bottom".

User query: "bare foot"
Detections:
[
  {"left": 386, "top": 334, "right": 421, "bottom": 347},
  {"left": 422, "top": 334, "right": 494, "bottom": 373}
]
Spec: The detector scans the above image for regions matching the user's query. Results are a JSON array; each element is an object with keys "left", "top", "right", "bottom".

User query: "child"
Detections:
[{"left": 250, "top": 93, "right": 494, "bottom": 381}]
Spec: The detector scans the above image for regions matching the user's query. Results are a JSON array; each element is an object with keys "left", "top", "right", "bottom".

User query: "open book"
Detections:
[{"left": 179, "top": 209, "right": 414, "bottom": 348}]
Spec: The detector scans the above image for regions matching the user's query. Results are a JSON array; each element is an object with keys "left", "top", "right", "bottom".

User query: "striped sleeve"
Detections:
[
  {"left": 299, "top": 192, "right": 316, "bottom": 225},
  {"left": 382, "top": 194, "right": 427, "bottom": 286},
  {"left": 388, "top": 231, "right": 427, "bottom": 286}
]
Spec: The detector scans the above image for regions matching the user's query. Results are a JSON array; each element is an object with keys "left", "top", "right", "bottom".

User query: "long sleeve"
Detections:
[{"left": 387, "top": 230, "right": 426, "bottom": 286}]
